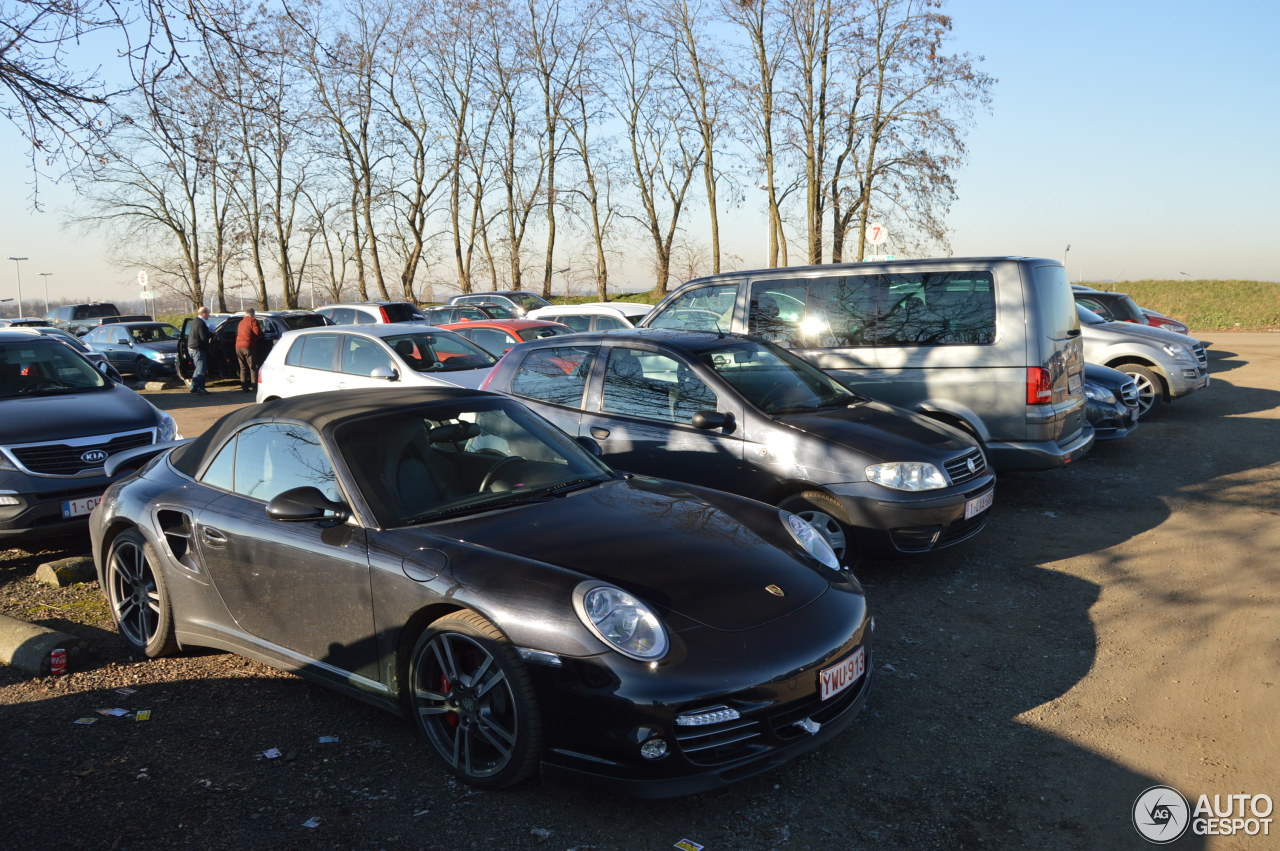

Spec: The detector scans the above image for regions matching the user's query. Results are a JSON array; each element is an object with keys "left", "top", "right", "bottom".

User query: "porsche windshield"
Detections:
[{"left": 336, "top": 399, "right": 611, "bottom": 527}]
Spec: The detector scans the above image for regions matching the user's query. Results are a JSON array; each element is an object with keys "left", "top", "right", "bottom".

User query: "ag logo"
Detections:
[
  {"left": 81, "top": 449, "right": 109, "bottom": 464},
  {"left": 1133, "top": 785, "right": 1190, "bottom": 843}
]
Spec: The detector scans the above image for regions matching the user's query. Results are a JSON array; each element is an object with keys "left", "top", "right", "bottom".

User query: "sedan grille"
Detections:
[
  {"left": 944, "top": 448, "right": 987, "bottom": 486},
  {"left": 1191, "top": 342, "right": 1208, "bottom": 371},
  {"left": 7, "top": 430, "right": 155, "bottom": 476},
  {"left": 1117, "top": 377, "right": 1140, "bottom": 409}
]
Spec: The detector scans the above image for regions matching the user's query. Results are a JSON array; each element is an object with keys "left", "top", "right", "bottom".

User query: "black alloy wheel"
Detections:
[
  {"left": 105, "top": 528, "right": 178, "bottom": 657},
  {"left": 408, "top": 611, "right": 542, "bottom": 789}
]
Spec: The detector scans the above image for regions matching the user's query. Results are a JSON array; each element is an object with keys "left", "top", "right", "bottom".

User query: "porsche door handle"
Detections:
[
  {"left": 590, "top": 427, "right": 610, "bottom": 439},
  {"left": 201, "top": 528, "right": 228, "bottom": 547}
]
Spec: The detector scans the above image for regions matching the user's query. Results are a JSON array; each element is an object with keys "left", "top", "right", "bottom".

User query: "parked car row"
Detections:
[{"left": 5, "top": 260, "right": 1202, "bottom": 801}]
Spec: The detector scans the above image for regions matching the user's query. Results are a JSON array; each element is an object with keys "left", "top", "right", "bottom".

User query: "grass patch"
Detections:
[{"left": 1079, "top": 280, "right": 1280, "bottom": 331}]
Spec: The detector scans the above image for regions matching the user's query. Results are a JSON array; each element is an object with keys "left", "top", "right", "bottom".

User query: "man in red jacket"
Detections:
[{"left": 235, "top": 308, "right": 264, "bottom": 392}]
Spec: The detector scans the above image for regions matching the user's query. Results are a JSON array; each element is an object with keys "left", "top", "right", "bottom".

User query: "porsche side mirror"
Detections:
[{"left": 267, "top": 486, "right": 351, "bottom": 523}]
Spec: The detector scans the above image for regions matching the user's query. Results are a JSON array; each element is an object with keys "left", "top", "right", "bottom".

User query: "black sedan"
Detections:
[
  {"left": 90, "top": 388, "right": 872, "bottom": 797},
  {"left": 481, "top": 329, "right": 995, "bottom": 562}
]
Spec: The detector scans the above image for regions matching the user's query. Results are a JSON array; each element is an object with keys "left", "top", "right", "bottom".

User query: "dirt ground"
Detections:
[{"left": 1, "top": 337, "right": 1276, "bottom": 850}]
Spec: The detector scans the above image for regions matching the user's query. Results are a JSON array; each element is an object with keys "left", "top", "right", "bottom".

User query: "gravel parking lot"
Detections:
[{"left": 2, "top": 334, "right": 1276, "bottom": 849}]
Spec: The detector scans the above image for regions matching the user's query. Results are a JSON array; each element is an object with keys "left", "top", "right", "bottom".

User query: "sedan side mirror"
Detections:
[
  {"left": 574, "top": 435, "right": 603, "bottom": 457},
  {"left": 370, "top": 366, "right": 400, "bottom": 382},
  {"left": 267, "top": 486, "right": 351, "bottom": 523},
  {"left": 691, "top": 410, "right": 734, "bottom": 431}
]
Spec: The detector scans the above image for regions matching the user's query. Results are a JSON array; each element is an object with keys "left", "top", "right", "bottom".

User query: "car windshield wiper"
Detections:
[{"left": 540, "top": 477, "right": 609, "bottom": 497}]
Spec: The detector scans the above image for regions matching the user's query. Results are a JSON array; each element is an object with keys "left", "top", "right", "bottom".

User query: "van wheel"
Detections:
[
  {"left": 779, "top": 492, "right": 857, "bottom": 566},
  {"left": 1121, "top": 365, "right": 1164, "bottom": 420}
]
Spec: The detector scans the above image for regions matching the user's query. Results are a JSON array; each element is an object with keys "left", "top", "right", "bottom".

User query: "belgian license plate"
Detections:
[
  {"left": 965, "top": 488, "right": 994, "bottom": 519},
  {"left": 61, "top": 495, "right": 102, "bottom": 518},
  {"left": 1068, "top": 372, "right": 1082, "bottom": 394},
  {"left": 819, "top": 647, "right": 866, "bottom": 701}
]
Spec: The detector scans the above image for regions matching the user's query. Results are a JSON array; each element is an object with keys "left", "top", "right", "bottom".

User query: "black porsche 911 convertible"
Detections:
[{"left": 90, "top": 387, "right": 872, "bottom": 797}]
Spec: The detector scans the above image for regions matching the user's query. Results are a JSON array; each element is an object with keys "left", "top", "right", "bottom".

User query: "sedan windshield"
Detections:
[
  {"left": 0, "top": 341, "right": 107, "bottom": 397},
  {"left": 384, "top": 331, "right": 497, "bottom": 372},
  {"left": 699, "top": 340, "right": 861, "bottom": 414},
  {"left": 336, "top": 399, "right": 612, "bottom": 527}
]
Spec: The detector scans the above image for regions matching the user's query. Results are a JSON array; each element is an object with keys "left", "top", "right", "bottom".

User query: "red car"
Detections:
[
  {"left": 1141, "top": 308, "right": 1190, "bottom": 334},
  {"left": 438, "top": 318, "right": 575, "bottom": 356}
]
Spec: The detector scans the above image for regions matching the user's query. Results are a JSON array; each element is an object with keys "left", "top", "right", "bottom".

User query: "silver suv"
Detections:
[{"left": 1076, "top": 305, "right": 1208, "bottom": 419}]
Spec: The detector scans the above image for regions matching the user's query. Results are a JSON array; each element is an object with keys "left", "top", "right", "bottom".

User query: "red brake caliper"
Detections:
[{"left": 441, "top": 674, "right": 458, "bottom": 729}]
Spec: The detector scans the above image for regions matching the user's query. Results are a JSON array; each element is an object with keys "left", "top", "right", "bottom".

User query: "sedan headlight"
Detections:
[
  {"left": 1083, "top": 383, "right": 1115, "bottom": 403},
  {"left": 781, "top": 510, "right": 840, "bottom": 570},
  {"left": 156, "top": 411, "right": 180, "bottom": 442},
  {"left": 574, "top": 583, "right": 668, "bottom": 661},
  {"left": 1161, "top": 343, "right": 1195, "bottom": 363},
  {"left": 866, "top": 461, "right": 948, "bottom": 491}
]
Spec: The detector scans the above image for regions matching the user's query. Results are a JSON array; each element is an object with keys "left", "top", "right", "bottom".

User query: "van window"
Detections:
[
  {"left": 1033, "top": 265, "right": 1078, "bottom": 340},
  {"left": 647, "top": 284, "right": 737, "bottom": 332},
  {"left": 748, "top": 272, "right": 996, "bottom": 347}
]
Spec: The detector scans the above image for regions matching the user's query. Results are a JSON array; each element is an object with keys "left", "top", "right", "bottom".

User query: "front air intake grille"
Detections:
[
  {"left": 7, "top": 430, "right": 154, "bottom": 476},
  {"left": 944, "top": 448, "right": 987, "bottom": 486}
]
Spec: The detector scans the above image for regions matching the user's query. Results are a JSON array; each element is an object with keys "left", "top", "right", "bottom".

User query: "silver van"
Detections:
[{"left": 640, "top": 257, "right": 1092, "bottom": 472}]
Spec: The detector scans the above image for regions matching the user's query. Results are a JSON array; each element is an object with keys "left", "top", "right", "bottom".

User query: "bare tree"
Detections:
[{"left": 606, "top": 0, "right": 702, "bottom": 294}]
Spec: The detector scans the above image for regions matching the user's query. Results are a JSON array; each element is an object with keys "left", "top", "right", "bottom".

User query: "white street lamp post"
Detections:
[
  {"left": 39, "top": 272, "right": 51, "bottom": 315},
  {"left": 7, "top": 256, "right": 27, "bottom": 317}
]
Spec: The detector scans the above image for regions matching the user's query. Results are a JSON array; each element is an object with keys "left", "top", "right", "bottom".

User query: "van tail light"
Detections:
[
  {"left": 479, "top": 359, "right": 500, "bottom": 390},
  {"left": 379, "top": 306, "right": 393, "bottom": 323},
  {"left": 1026, "top": 367, "right": 1053, "bottom": 405}
]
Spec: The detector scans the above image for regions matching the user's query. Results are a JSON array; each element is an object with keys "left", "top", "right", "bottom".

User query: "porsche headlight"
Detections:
[
  {"left": 574, "top": 583, "right": 668, "bottom": 661},
  {"left": 781, "top": 510, "right": 840, "bottom": 570},
  {"left": 866, "top": 461, "right": 948, "bottom": 491}
]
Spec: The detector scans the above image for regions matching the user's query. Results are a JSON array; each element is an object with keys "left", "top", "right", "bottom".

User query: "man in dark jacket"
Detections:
[
  {"left": 188, "top": 306, "right": 212, "bottom": 394},
  {"left": 235, "top": 308, "right": 264, "bottom": 392}
]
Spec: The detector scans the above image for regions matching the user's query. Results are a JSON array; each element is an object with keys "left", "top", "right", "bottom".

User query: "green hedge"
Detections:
[{"left": 1078, "top": 280, "right": 1279, "bottom": 332}]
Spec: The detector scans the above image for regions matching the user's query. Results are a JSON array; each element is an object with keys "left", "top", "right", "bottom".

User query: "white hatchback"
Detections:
[
  {"left": 525, "top": 302, "right": 651, "bottom": 332},
  {"left": 256, "top": 324, "right": 498, "bottom": 403}
]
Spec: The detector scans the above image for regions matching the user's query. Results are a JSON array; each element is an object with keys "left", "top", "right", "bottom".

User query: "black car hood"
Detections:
[
  {"left": 137, "top": 340, "right": 179, "bottom": 355},
  {"left": 436, "top": 477, "right": 831, "bottom": 632},
  {"left": 0, "top": 384, "right": 160, "bottom": 443},
  {"left": 775, "top": 400, "right": 971, "bottom": 461}
]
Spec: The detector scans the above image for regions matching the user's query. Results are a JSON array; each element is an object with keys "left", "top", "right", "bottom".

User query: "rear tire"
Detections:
[
  {"left": 779, "top": 491, "right": 858, "bottom": 566},
  {"left": 1121, "top": 365, "right": 1164, "bottom": 420}
]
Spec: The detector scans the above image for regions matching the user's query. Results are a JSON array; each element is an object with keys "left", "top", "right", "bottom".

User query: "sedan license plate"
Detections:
[
  {"left": 61, "top": 495, "right": 102, "bottom": 518},
  {"left": 965, "top": 488, "right": 994, "bottom": 519},
  {"left": 819, "top": 646, "right": 866, "bottom": 701}
]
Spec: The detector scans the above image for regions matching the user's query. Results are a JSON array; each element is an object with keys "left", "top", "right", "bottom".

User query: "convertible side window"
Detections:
[{"left": 201, "top": 423, "right": 340, "bottom": 503}]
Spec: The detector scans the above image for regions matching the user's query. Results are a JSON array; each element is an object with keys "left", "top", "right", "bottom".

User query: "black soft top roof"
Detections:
[{"left": 170, "top": 386, "right": 496, "bottom": 476}]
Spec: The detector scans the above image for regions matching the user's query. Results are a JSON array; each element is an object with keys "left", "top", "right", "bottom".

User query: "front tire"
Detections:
[
  {"left": 779, "top": 491, "right": 857, "bottom": 565},
  {"left": 133, "top": 357, "right": 155, "bottom": 381},
  {"left": 105, "top": 528, "right": 178, "bottom": 657},
  {"left": 1121, "top": 365, "right": 1165, "bottom": 420},
  {"left": 408, "top": 611, "right": 542, "bottom": 789}
]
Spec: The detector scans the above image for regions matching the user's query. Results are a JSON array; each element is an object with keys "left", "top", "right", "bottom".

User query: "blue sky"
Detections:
[{"left": 1, "top": 0, "right": 1276, "bottom": 307}]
